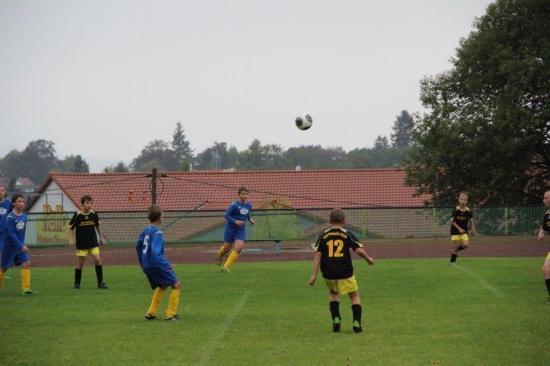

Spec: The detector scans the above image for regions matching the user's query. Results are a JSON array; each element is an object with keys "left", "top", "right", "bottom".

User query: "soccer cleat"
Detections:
[
  {"left": 221, "top": 267, "right": 230, "bottom": 273},
  {"left": 74, "top": 284, "right": 80, "bottom": 289},
  {"left": 144, "top": 313, "right": 157, "bottom": 321},
  {"left": 22, "top": 289, "right": 38, "bottom": 295},
  {"left": 165, "top": 315, "right": 180, "bottom": 321},
  {"left": 449, "top": 262, "right": 456, "bottom": 266},
  {"left": 353, "top": 320, "right": 363, "bottom": 333},
  {"left": 546, "top": 298, "right": 550, "bottom": 305},
  {"left": 98, "top": 282, "right": 108, "bottom": 289},
  {"left": 332, "top": 317, "right": 341, "bottom": 332},
  {"left": 216, "top": 255, "right": 222, "bottom": 266}
]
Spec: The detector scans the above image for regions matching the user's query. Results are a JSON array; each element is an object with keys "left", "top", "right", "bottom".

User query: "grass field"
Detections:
[{"left": 0, "top": 258, "right": 548, "bottom": 365}]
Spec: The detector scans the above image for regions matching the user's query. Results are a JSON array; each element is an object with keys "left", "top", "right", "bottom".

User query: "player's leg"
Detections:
[
  {"left": 20, "top": 259, "right": 37, "bottom": 295},
  {"left": 145, "top": 284, "right": 167, "bottom": 320},
  {"left": 348, "top": 291, "right": 363, "bottom": 333},
  {"left": 0, "top": 245, "right": 16, "bottom": 292},
  {"left": 450, "top": 238, "right": 460, "bottom": 264},
  {"left": 0, "top": 268, "right": 7, "bottom": 293},
  {"left": 74, "top": 251, "right": 86, "bottom": 288},
  {"left": 217, "top": 242, "right": 232, "bottom": 266},
  {"left": 458, "top": 239, "right": 469, "bottom": 251},
  {"left": 91, "top": 249, "right": 107, "bottom": 289},
  {"left": 542, "top": 253, "right": 550, "bottom": 304},
  {"left": 329, "top": 289, "right": 341, "bottom": 332},
  {"left": 166, "top": 280, "right": 181, "bottom": 321},
  {"left": 223, "top": 239, "right": 244, "bottom": 270}
]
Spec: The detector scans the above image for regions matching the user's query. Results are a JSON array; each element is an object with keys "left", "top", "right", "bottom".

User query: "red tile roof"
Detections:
[{"left": 34, "top": 169, "right": 430, "bottom": 211}]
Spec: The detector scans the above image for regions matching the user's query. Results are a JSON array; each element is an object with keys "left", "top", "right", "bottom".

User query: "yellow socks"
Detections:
[
  {"left": 21, "top": 269, "right": 31, "bottom": 291},
  {"left": 0, "top": 271, "right": 5, "bottom": 291},
  {"left": 218, "top": 245, "right": 227, "bottom": 258},
  {"left": 147, "top": 287, "right": 167, "bottom": 315},
  {"left": 166, "top": 289, "right": 180, "bottom": 318},
  {"left": 224, "top": 251, "right": 240, "bottom": 269}
]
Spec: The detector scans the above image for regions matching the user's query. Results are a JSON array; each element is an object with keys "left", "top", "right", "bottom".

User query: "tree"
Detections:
[
  {"left": 131, "top": 140, "right": 177, "bottom": 172},
  {"left": 239, "top": 140, "right": 288, "bottom": 170},
  {"left": 193, "top": 142, "right": 236, "bottom": 170},
  {"left": 172, "top": 122, "right": 194, "bottom": 170},
  {"left": 373, "top": 136, "right": 389, "bottom": 150},
  {"left": 344, "top": 148, "right": 375, "bottom": 169},
  {"left": 19, "top": 140, "right": 59, "bottom": 184},
  {"left": 390, "top": 110, "right": 415, "bottom": 148},
  {"left": 404, "top": 0, "right": 550, "bottom": 205},
  {"left": 58, "top": 155, "right": 90, "bottom": 173},
  {"left": 103, "top": 161, "right": 130, "bottom": 173},
  {"left": 0, "top": 149, "right": 22, "bottom": 179}
]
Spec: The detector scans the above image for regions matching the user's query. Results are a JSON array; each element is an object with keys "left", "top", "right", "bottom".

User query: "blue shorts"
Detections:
[
  {"left": 0, "top": 231, "right": 4, "bottom": 249},
  {"left": 1, "top": 245, "right": 30, "bottom": 269},
  {"left": 224, "top": 226, "right": 246, "bottom": 243},
  {"left": 144, "top": 267, "right": 178, "bottom": 290}
]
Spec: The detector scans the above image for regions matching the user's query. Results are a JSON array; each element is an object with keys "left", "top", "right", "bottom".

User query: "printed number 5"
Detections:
[
  {"left": 327, "top": 239, "right": 344, "bottom": 257},
  {"left": 142, "top": 235, "right": 149, "bottom": 254}
]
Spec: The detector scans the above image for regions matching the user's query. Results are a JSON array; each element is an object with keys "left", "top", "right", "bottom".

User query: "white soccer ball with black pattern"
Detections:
[{"left": 295, "top": 113, "right": 313, "bottom": 130}]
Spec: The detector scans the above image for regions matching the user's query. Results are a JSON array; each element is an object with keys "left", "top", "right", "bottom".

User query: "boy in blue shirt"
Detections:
[
  {"left": 0, "top": 194, "right": 38, "bottom": 295},
  {"left": 136, "top": 205, "right": 181, "bottom": 321},
  {"left": 0, "top": 185, "right": 12, "bottom": 251},
  {"left": 216, "top": 186, "right": 255, "bottom": 272}
]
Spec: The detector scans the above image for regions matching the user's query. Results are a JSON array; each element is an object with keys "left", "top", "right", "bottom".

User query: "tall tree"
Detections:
[
  {"left": 0, "top": 149, "right": 22, "bottom": 179},
  {"left": 373, "top": 136, "right": 389, "bottom": 150},
  {"left": 19, "top": 140, "right": 59, "bottom": 184},
  {"left": 404, "top": 0, "right": 550, "bottom": 205},
  {"left": 390, "top": 110, "right": 415, "bottom": 148},
  {"left": 131, "top": 140, "right": 177, "bottom": 172},
  {"left": 58, "top": 155, "right": 90, "bottom": 173},
  {"left": 171, "top": 122, "right": 194, "bottom": 170}
]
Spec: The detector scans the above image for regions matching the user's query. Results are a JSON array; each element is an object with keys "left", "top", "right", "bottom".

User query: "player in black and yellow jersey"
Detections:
[
  {"left": 449, "top": 192, "right": 476, "bottom": 265},
  {"left": 68, "top": 195, "right": 108, "bottom": 289},
  {"left": 309, "top": 208, "right": 374, "bottom": 333}
]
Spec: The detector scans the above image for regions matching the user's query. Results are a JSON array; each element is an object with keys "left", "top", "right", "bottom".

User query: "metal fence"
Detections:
[{"left": 24, "top": 206, "right": 544, "bottom": 247}]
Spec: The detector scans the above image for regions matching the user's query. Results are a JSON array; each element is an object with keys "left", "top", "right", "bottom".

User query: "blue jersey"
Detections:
[
  {"left": 224, "top": 200, "right": 253, "bottom": 226},
  {"left": 0, "top": 198, "right": 13, "bottom": 233},
  {"left": 136, "top": 225, "right": 171, "bottom": 270},
  {"left": 2, "top": 211, "right": 27, "bottom": 249}
]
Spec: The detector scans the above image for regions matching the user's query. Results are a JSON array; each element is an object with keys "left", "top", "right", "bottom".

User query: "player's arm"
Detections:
[
  {"left": 68, "top": 214, "right": 76, "bottom": 247},
  {"left": 309, "top": 251, "right": 322, "bottom": 286},
  {"left": 151, "top": 232, "right": 172, "bottom": 270},
  {"left": 96, "top": 225, "right": 106, "bottom": 245},
  {"left": 538, "top": 226, "right": 546, "bottom": 241},
  {"left": 354, "top": 247, "right": 374, "bottom": 265},
  {"left": 5, "top": 216, "right": 24, "bottom": 249}
]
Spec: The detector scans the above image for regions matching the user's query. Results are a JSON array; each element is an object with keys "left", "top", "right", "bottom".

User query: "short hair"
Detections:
[
  {"left": 329, "top": 208, "right": 345, "bottom": 224},
  {"left": 11, "top": 194, "right": 24, "bottom": 205},
  {"left": 81, "top": 195, "right": 93, "bottom": 204},
  {"left": 238, "top": 186, "right": 249, "bottom": 194},
  {"left": 147, "top": 205, "right": 162, "bottom": 222}
]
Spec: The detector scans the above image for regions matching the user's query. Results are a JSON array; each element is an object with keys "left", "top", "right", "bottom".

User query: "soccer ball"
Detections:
[{"left": 295, "top": 113, "right": 313, "bottom": 130}]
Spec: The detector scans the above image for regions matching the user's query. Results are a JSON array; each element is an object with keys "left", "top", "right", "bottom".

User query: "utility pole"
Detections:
[{"left": 151, "top": 168, "right": 157, "bottom": 204}]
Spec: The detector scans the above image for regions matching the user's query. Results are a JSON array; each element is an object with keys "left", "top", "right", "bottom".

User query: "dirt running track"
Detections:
[{"left": 29, "top": 236, "right": 549, "bottom": 268}]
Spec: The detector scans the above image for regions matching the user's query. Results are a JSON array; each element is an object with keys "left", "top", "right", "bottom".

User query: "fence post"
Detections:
[
  {"left": 432, "top": 207, "right": 437, "bottom": 236},
  {"left": 504, "top": 207, "right": 508, "bottom": 235}
]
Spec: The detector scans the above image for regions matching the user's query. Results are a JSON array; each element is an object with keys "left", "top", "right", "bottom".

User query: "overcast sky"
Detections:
[{"left": 0, "top": 0, "right": 494, "bottom": 173}]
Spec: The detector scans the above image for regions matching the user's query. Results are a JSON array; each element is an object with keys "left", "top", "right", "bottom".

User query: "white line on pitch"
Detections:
[
  {"left": 197, "top": 292, "right": 250, "bottom": 366},
  {"left": 455, "top": 265, "right": 504, "bottom": 298}
]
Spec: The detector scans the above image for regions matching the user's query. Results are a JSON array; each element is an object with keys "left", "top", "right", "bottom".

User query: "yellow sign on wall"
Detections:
[{"left": 36, "top": 204, "right": 68, "bottom": 245}]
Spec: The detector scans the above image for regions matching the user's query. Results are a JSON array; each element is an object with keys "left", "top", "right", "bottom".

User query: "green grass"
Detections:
[{"left": 0, "top": 258, "right": 548, "bottom": 365}]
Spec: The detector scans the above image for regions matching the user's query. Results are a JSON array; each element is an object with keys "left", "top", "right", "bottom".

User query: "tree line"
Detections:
[{"left": 0, "top": 112, "right": 415, "bottom": 187}]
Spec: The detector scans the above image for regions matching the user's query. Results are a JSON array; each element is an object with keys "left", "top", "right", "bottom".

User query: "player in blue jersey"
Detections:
[
  {"left": 136, "top": 205, "right": 181, "bottom": 321},
  {"left": 537, "top": 189, "right": 550, "bottom": 305},
  {"left": 449, "top": 192, "right": 476, "bottom": 265},
  {"left": 0, "top": 194, "right": 38, "bottom": 295},
  {"left": 309, "top": 208, "right": 373, "bottom": 333},
  {"left": 216, "top": 186, "right": 255, "bottom": 272},
  {"left": 0, "top": 185, "right": 13, "bottom": 251}
]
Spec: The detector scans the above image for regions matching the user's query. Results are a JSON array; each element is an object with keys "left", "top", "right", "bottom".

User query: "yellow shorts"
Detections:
[
  {"left": 76, "top": 247, "right": 100, "bottom": 257},
  {"left": 451, "top": 234, "right": 469, "bottom": 241},
  {"left": 546, "top": 252, "right": 550, "bottom": 261},
  {"left": 324, "top": 275, "right": 358, "bottom": 295}
]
